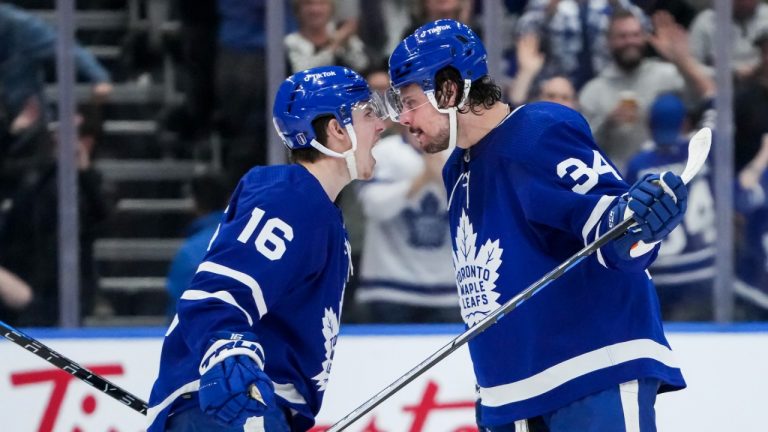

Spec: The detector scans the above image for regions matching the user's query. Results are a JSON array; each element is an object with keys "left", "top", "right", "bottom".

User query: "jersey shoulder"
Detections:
[
  {"left": 231, "top": 165, "right": 340, "bottom": 233},
  {"left": 490, "top": 102, "right": 595, "bottom": 163}
]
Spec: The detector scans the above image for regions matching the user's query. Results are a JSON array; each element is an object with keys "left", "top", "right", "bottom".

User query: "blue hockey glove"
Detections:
[
  {"left": 198, "top": 333, "right": 276, "bottom": 427},
  {"left": 611, "top": 172, "right": 688, "bottom": 259}
]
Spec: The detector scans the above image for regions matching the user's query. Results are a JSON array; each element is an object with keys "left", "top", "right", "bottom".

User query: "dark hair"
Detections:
[
  {"left": 289, "top": 115, "right": 334, "bottom": 163},
  {"left": 433, "top": 67, "right": 502, "bottom": 114},
  {"left": 191, "top": 173, "right": 230, "bottom": 213}
]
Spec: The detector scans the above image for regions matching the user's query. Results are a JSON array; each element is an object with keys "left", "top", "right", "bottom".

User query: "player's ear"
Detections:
[
  {"left": 325, "top": 118, "right": 348, "bottom": 150},
  {"left": 437, "top": 78, "right": 459, "bottom": 109}
]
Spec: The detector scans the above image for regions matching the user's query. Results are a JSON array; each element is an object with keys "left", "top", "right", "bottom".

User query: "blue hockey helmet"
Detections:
[
  {"left": 272, "top": 65, "right": 386, "bottom": 151},
  {"left": 388, "top": 19, "right": 488, "bottom": 93}
]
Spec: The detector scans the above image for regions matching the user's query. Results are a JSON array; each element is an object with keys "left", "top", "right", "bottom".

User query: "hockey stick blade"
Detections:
[
  {"left": 0, "top": 320, "right": 148, "bottom": 415},
  {"left": 327, "top": 128, "right": 712, "bottom": 431},
  {"left": 680, "top": 127, "right": 711, "bottom": 184}
]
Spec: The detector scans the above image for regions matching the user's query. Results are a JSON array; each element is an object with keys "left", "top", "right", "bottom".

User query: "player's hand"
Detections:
[
  {"left": 610, "top": 172, "right": 687, "bottom": 259},
  {"left": 198, "top": 335, "right": 275, "bottom": 427},
  {"left": 626, "top": 172, "right": 687, "bottom": 241},
  {"left": 199, "top": 355, "right": 275, "bottom": 426}
]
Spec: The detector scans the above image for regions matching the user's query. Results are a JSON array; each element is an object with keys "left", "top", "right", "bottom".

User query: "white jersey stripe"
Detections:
[
  {"left": 146, "top": 380, "right": 200, "bottom": 426},
  {"left": 651, "top": 246, "right": 716, "bottom": 267},
  {"left": 356, "top": 289, "right": 459, "bottom": 306},
  {"left": 581, "top": 195, "right": 616, "bottom": 245},
  {"left": 479, "top": 339, "right": 678, "bottom": 407},
  {"left": 274, "top": 382, "right": 307, "bottom": 405},
  {"left": 181, "top": 289, "right": 254, "bottom": 326},
  {"left": 196, "top": 261, "right": 268, "bottom": 318},
  {"left": 619, "top": 380, "right": 640, "bottom": 432},
  {"left": 650, "top": 267, "right": 716, "bottom": 285}
]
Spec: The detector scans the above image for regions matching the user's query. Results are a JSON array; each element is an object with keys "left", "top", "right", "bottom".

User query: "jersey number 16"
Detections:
[{"left": 236, "top": 207, "right": 294, "bottom": 261}]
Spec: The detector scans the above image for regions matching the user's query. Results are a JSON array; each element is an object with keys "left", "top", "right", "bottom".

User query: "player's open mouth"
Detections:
[{"left": 410, "top": 128, "right": 423, "bottom": 142}]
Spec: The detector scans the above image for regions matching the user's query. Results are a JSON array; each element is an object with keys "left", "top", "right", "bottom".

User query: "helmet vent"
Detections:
[{"left": 455, "top": 35, "right": 469, "bottom": 43}]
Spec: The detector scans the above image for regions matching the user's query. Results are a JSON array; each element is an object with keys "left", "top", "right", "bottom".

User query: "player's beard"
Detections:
[{"left": 416, "top": 124, "right": 451, "bottom": 154}]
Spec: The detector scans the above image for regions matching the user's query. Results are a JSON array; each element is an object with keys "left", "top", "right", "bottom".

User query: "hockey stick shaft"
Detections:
[
  {"left": 0, "top": 320, "right": 148, "bottom": 415},
  {"left": 328, "top": 127, "right": 712, "bottom": 431}
]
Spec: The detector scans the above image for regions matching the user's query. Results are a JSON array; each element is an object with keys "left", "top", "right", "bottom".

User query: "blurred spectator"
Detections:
[
  {"left": 215, "top": 0, "right": 268, "bottom": 186},
  {"left": 579, "top": 10, "right": 714, "bottom": 172},
  {"left": 508, "top": 33, "right": 545, "bottom": 106},
  {"left": 0, "top": 3, "right": 112, "bottom": 161},
  {"left": 508, "top": 31, "right": 579, "bottom": 110},
  {"left": 0, "top": 265, "right": 32, "bottom": 325},
  {"left": 516, "top": 0, "right": 646, "bottom": 90},
  {"left": 631, "top": 0, "right": 697, "bottom": 28},
  {"left": 734, "top": 134, "right": 768, "bottom": 319},
  {"left": 284, "top": 0, "right": 369, "bottom": 73},
  {"left": 165, "top": 174, "right": 229, "bottom": 320},
  {"left": 625, "top": 93, "right": 716, "bottom": 321},
  {"left": 0, "top": 109, "right": 111, "bottom": 326},
  {"left": 536, "top": 74, "right": 578, "bottom": 109},
  {"left": 689, "top": 0, "right": 768, "bottom": 81},
  {"left": 402, "top": 0, "right": 476, "bottom": 40},
  {"left": 734, "top": 30, "right": 768, "bottom": 171},
  {"left": 355, "top": 125, "right": 459, "bottom": 324}
]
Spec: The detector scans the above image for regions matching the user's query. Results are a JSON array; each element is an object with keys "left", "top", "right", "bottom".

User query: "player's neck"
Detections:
[
  {"left": 300, "top": 159, "right": 349, "bottom": 202},
  {"left": 456, "top": 101, "right": 511, "bottom": 149}
]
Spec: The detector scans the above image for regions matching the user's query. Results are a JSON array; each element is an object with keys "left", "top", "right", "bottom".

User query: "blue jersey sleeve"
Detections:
[
  {"left": 175, "top": 179, "right": 329, "bottom": 360},
  {"left": 503, "top": 103, "right": 658, "bottom": 271}
]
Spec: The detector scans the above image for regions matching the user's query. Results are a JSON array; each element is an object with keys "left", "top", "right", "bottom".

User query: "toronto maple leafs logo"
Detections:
[
  {"left": 312, "top": 308, "right": 340, "bottom": 391},
  {"left": 453, "top": 210, "right": 503, "bottom": 327}
]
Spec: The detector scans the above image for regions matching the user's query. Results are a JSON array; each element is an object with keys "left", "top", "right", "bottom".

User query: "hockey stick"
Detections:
[
  {"left": 328, "top": 127, "right": 712, "bottom": 431},
  {"left": 0, "top": 320, "right": 148, "bottom": 415}
]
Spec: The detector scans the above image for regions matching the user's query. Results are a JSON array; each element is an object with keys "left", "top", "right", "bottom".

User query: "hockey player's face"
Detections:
[
  {"left": 351, "top": 107, "right": 386, "bottom": 180},
  {"left": 396, "top": 84, "right": 450, "bottom": 154}
]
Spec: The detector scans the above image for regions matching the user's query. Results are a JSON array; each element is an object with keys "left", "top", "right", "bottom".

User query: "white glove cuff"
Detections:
[{"left": 199, "top": 339, "right": 265, "bottom": 375}]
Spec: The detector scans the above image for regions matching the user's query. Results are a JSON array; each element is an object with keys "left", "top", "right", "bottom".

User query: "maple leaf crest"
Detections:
[
  {"left": 312, "top": 308, "right": 339, "bottom": 391},
  {"left": 452, "top": 210, "right": 503, "bottom": 327}
]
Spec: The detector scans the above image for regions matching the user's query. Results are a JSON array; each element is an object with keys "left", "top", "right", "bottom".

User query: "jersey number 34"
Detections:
[{"left": 556, "top": 150, "right": 621, "bottom": 194}]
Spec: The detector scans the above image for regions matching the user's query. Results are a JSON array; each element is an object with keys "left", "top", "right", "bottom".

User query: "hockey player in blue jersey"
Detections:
[
  {"left": 387, "top": 20, "right": 688, "bottom": 431},
  {"left": 146, "top": 65, "right": 387, "bottom": 431}
]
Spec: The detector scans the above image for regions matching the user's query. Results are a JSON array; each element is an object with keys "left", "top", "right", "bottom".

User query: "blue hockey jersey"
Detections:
[
  {"left": 625, "top": 141, "right": 716, "bottom": 288},
  {"left": 147, "top": 165, "right": 351, "bottom": 431},
  {"left": 443, "top": 102, "right": 685, "bottom": 425}
]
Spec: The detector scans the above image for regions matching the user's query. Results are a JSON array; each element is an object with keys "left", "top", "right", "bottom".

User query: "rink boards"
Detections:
[{"left": 0, "top": 323, "right": 766, "bottom": 432}]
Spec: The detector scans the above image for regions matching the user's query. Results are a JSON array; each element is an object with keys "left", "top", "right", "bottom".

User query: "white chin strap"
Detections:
[
  {"left": 425, "top": 79, "right": 472, "bottom": 149},
  {"left": 309, "top": 123, "right": 359, "bottom": 181}
]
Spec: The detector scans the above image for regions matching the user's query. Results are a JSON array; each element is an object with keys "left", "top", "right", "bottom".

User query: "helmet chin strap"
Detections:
[
  {"left": 425, "top": 79, "right": 472, "bottom": 149},
  {"left": 308, "top": 123, "right": 359, "bottom": 181}
]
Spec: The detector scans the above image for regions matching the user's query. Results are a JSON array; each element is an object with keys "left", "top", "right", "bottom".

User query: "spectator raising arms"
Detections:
[{"left": 284, "top": 0, "right": 369, "bottom": 73}]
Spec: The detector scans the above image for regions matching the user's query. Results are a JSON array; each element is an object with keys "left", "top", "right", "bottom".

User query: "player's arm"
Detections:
[{"left": 512, "top": 105, "right": 687, "bottom": 272}]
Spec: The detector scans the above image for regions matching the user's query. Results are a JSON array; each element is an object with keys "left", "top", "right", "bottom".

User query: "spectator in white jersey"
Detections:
[
  {"left": 146, "top": 66, "right": 387, "bottom": 431},
  {"left": 387, "top": 18, "right": 689, "bottom": 432},
  {"left": 284, "top": 0, "right": 369, "bottom": 74},
  {"left": 355, "top": 121, "right": 460, "bottom": 323}
]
